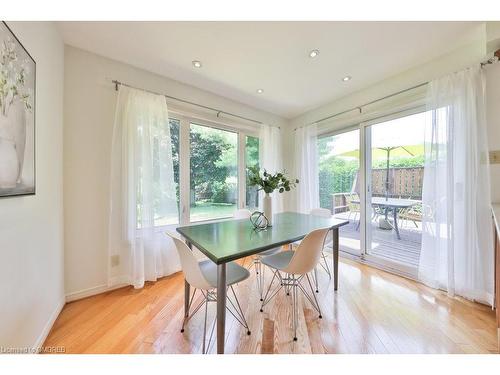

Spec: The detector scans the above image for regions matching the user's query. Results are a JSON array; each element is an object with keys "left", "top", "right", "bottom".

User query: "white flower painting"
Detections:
[{"left": 0, "top": 22, "right": 35, "bottom": 197}]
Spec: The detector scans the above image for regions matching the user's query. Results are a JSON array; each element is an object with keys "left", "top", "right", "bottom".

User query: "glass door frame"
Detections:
[
  {"left": 359, "top": 105, "right": 426, "bottom": 277},
  {"left": 319, "top": 105, "right": 425, "bottom": 276}
]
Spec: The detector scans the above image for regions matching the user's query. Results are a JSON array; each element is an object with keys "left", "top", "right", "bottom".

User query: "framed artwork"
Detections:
[{"left": 0, "top": 21, "right": 35, "bottom": 198}]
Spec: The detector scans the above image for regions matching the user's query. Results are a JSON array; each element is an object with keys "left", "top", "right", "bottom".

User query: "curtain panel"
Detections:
[
  {"left": 258, "top": 124, "right": 284, "bottom": 213},
  {"left": 419, "top": 66, "right": 494, "bottom": 305},
  {"left": 108, "top": 86, "right": 180, "bottom": 289},
  {"left": 293, "top": 124, "right": 319, "bottom": 213}
]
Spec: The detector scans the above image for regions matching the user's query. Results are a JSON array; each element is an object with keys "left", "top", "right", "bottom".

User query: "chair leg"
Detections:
[
  {"left": 258, "top": 260, "right": 265, "bottom": 301},
  {"left": 260, "top": 270, "right": 282, "bottom": 312},
  {"left": 322, "top": 252, "right": 332, "bottom": 279},
  {"left": 181, "top": 288, "right": 200, "bottom": 333},
  {"left": 305, "top": 274, "right": 323, "bottom": 319},
  {"left": 314, "top": 267, "right": 319, "bottom": 293},
  {"left": 202, "top": 292, "right": 209, "bottom": 354},
  {"left": 292, "top": 275, "right": 298, "bottom": 342},
  {"left": 226, "top": 285, "right": 251, "bottom": 335},
  {"left": 318, "top": 252, "right": 331, "bottom": 280}
]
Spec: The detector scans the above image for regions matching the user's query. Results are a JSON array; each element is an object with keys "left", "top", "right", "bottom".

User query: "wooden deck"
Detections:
[{"left": 334, "top": 212, "right": 422, "bottom": 267}]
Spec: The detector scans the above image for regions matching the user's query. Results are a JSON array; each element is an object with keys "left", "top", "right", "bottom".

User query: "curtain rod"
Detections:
[
  {"left": 294, "top": 81, "right": 428, "bottom": 131},
  {"left": 112, "top": 80, "right": 272, "bottom": 127},
  {"left": 295, "top": 50, "right": 500, "bottom": 131}
]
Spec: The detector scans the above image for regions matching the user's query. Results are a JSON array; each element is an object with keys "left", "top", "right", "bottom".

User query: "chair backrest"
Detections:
[
  {"left": 166, "top": 231, "right": 212, "bottom": 290},
  {"left": 310, "top": 208, "right": 331, "bottom": 218},
  {"left": 233, "top": 208, "right": 252, "bottom": 219},
  {"left": 310, "top": 208, "right": 333, "bottom": 246},
  {"left": 284, "top": 228, "right": 330, "bottom": 275}
]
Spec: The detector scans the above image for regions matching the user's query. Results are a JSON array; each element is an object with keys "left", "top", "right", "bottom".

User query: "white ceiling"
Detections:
[{"left": 57, "top": 21, "right": 480, "bottom": 119}]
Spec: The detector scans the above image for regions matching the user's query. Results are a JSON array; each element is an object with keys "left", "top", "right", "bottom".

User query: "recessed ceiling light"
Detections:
[
  {"left": 342, "top": 75, "right": 352, "bottom": 82},
  {"left": 192, "top": 60, "right": 202, "bottom": 68},
  {"left": 309, "top": 49, "right": 320, "bottom": 58},
  {"left": 256, "top": 88, "right": 264, "bottom": 94}
]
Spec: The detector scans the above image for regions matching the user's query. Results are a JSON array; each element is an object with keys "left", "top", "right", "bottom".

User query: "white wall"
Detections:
[
  {"left": 63, "top": 46, "right": 287, "bottom": 300},
  {"left": 0, "top": 22, "right": 64, "bottom": 349}
]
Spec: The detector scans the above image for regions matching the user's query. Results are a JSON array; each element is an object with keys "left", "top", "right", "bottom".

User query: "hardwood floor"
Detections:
[{"left": 43, "top": 257, "right": 499, "bottom": 354}]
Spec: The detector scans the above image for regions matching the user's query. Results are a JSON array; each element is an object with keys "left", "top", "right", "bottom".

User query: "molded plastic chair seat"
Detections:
[
  {"left": 260, "top": 247, "right": 281, "bottom": 256},
  {"left": 261, "top": 250, "right": 294, "bottom": 270},
  {"left": 199, "top": 260, "right": 250, "bottom": 288}
]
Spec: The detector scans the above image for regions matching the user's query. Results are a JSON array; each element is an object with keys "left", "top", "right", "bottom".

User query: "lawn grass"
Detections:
[{"left": 190, "top": 201, "right": 236, "bottom": 222}]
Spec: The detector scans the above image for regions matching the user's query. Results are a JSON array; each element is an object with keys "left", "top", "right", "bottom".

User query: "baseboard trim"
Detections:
[
  {"left": 33, "top": 297, "right": 65, "bottom": 350},
  {"left": 339, "top": 251, "right": 418, "bottom": 281},
  {"left": 65, "top": 283, "right": 127, "bottom": 303}
]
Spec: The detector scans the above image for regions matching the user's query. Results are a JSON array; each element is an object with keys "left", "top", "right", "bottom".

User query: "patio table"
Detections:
[{"left": 352, "top": 197, "right": 419, "bottom": 240}]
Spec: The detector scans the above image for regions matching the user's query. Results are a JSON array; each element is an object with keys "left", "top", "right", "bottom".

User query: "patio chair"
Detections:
[
  {"left": 345, "top": 193, "right": 360, "bottom": 221},
  {"left": 399, "top": 201, "right": 422, "bottom": 228}
]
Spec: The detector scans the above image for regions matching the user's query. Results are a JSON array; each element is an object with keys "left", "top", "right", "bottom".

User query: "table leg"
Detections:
[
  {"left": 216, "top": 263, "right": 227, "bottom": 354},
  {"left": 332, "top": 228, "right": 339, "bottom": 291},
  {"left": 393, "top": 208, "right": 401, "bottom": 240}
]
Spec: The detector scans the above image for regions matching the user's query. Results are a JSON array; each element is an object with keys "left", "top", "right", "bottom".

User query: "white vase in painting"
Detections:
[
  {"left": 263, "top": 193, "right": 273, "bottom": 226},
  {"left": 0, "top": 102, "right": 26, "bottom": 189}
]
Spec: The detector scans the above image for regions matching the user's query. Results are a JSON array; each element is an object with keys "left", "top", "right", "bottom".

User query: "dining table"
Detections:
[{"left": 176, "top": 211, "right": 349, "bottom": 354}]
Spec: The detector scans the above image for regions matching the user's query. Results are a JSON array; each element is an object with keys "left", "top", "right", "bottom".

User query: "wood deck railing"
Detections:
[{"left": 329, "top": 167, "right": 424, "bottom": 214}]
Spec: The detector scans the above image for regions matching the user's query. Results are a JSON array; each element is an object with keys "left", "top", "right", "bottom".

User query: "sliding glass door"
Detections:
[
  {"left": 318, "top": 129, "right": 361, "bottom": 256},
  {"left": 363, "top": 111, "right": 425, "bottom": 274}
]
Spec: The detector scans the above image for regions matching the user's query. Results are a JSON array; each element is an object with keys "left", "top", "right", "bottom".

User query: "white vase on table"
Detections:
[{"left": 263, "top": 193, "right": 273, "bottom": 226}]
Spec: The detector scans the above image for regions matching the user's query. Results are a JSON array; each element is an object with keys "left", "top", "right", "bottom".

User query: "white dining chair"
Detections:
[
  {"left": 309, "top": 208, "right": 334, "bottom": 279},
  {"left": 233, "top": 208, "right": 281, "bottom": 301},
  {"left": 167, "top": 231, "right": 251, "bottom": 354},
  {"left": 259, "top": 227, "right": 329, "bottom": 341}
]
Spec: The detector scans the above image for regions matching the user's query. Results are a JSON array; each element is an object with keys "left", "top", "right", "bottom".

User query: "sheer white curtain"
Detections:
[
  {"left": 259, "top": 124, "right": 284, "bottom": 213},
  {"left": 293, "top": 124, "right": 319, "bottom": 213},
  {"left": 108, "top": 86, "right": 180, "bottom": 289},
  {"left": 419, "top": 66, "right": 494, "bottom": 305}
]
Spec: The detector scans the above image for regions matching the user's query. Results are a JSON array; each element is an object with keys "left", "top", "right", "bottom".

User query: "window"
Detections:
[
  {"left": 148, "top": 110, "right": 259, "bottom": 226},
  {"left": 245, "top": 135, "right": 260, "bottom": 210},
  {"left": 189, "top": 123, "right": 238, "bottom": 222}
]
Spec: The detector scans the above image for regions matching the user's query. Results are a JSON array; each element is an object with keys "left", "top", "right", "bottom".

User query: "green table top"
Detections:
[{"left": 176, "top": 211, "right": 349, "bottom": 264}]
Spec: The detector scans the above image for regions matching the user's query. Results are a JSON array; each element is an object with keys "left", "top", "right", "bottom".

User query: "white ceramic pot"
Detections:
[
  {"left": 0, "top": 138, "right": 19, "bottom": 188},
  {"left": 263, "top": 193, "right": 273, "bottom": 226},
  {"left": 0, "top": 102, "right": 26, "bottom": 188}
]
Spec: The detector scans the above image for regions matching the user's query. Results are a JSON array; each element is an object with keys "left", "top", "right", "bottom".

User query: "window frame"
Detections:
[{"left": 166, "top": 106, "right": 260, "bottom": 227}]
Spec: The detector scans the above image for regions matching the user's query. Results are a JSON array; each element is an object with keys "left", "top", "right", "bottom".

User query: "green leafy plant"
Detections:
[{"left": 247, "top": 165, "right": 299, "bottom": 194}]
